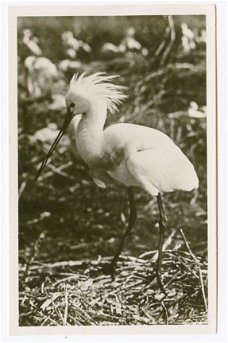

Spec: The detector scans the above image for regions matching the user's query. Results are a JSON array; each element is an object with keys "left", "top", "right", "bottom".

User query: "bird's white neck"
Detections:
[{"left": 74, "top": 104, "right": 107, "bottom": 166}]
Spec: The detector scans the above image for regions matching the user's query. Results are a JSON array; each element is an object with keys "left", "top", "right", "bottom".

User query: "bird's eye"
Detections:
[{"left": 69, "top": 102, "right": 75, "bottom": 113}]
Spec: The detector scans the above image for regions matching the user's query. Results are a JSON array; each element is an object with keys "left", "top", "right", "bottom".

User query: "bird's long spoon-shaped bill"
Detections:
[{"left": 35, "top": 107, "right": 73, "bottom": 181}]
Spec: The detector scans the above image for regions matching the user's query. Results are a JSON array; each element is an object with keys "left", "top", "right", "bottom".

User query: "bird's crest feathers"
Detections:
[{"left": 69, "top": 72, "right": 127, "bottom": 114}]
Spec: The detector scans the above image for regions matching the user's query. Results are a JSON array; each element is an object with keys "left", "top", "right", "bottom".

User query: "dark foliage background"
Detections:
[{"left": 18, "top": 15, "right": 207, "bottom": 325}]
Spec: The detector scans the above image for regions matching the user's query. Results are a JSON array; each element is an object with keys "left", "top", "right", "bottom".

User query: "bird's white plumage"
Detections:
[
  {"left": 66, "top": 73, "right": 199, "bottom": 196},
  {"left": 68, "top": 73, "right": 127, "bottom": 114},
  {"left": 104, "top": 123, "right": 198, "bottom": 194},
  {"left": 127, "top": 141, "right": 199, "bottom": 195}
]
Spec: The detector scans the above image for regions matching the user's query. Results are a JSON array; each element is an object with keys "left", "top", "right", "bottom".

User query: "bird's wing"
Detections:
[
  {"left": 103, "top": 123, "right": 173, "bottom": 154},
  {"left": 127, "top": 143, "right": 199, "bottom": 195},
  {"left": 102, "top": 123, "right": 198, "bottom": 194}
]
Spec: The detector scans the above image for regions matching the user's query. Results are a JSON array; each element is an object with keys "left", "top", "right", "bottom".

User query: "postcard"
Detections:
[{"left": 8, "top": 3, "right": 216, "bottom": 336}]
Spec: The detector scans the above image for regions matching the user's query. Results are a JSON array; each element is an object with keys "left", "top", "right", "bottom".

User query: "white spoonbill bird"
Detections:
[{"left": 36, "top": 73, "right": 199, "bottom": 292}]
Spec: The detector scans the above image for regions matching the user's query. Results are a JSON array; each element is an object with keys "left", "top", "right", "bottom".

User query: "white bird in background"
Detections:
[
  {"left": 181, "top": 23, "right": 196, "bottom": 52},
  {"left": 119, "top": 27, "right": 142, "bottom": 52},
  {"left": 36, "top": 73, "right": 199, "bottom": 293},
  {"left": 101, "top": 27, "right": 148, "bottom": 56},
  {"left": 24, "top": 56, "right": 59, "bottom": 99},
  {"left": 168, "top": 102, "right": 206, "bottom": 120},
  {"left": 58, "top": 59, "right": 82, "bottom": 73},
  {"left": 61, "top": 31, "right": 91, "bottom": 59},
  {"left": 101, "top": 42, "right": 122, "bottom": 54},
  {"left": 188, "top": 101, "right": 206, "bottom": 119},
  {"left": 22, "top": 29, "right": 42, "bottom": 56}
]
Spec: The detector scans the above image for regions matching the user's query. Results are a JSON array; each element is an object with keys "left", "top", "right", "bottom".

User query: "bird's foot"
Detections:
[{"left": 143, "top": 272, "right": 167, "bottom": 297}]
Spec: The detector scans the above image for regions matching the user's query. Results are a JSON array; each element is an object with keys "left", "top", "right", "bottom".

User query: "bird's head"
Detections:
[
  {"left": 65, "top": 89, "right": 91, "bottom": 117},
  {"left": 65, "top": 72, "right": 127, "bottom": 117},
  {"left": 35, "top": 72, "right": 127, "bottom": 180}
]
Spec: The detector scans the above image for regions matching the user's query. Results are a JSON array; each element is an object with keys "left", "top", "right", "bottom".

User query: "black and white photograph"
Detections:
[{"left": 7, "top": 3, "right": 217, "bottom": 335}]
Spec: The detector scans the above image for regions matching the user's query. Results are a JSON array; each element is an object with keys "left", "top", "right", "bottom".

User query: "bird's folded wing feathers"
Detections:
[{"left": 127, "top": 144, "right": 199, "bottom": 195}]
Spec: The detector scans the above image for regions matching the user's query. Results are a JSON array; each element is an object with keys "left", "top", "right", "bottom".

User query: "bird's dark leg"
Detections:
[
  {"left": 156, "top": 193, "right": 167, "bottom": 294},
  {"left": 110, "top": 187, "right": 137, "bottom": 278}
]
